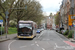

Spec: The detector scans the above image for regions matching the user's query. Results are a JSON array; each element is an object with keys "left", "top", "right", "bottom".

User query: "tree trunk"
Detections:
[
  {"left": 7, "top": 18, "right": 10, "bottom": 27},
  {"left": 17, "top": 19, "right": 19, "bottom": 32}
]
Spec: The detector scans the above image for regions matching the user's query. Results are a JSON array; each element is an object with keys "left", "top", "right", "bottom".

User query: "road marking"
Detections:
[
  {"left": 31, "top": 44, "right": 34, "bottom": 46},
  {"left": 64, "top": 41, "right": 75, "bottom": 47},
  {"left": 35, "top": 41, "right": 37, "bottom": 43},
  {"left": 36, "top": 44, "right": 39, "bottom": 47},
  {"left": 20, "top": 43, "right": 35, "bottom": 48},
  {"left": 42, "top": 48, "right": 45, "bottom": 50},
  {"left": 35, "top": 41, "right": 45, "bottom": 50},
  {"left": 8, "top": 40, "right": 16, "bottom": 50},
  {"left": 20, "top": 46, "right": 27, "bottom": 48},
  {"left": 38, "top": 32, "right": 44, "bottom": 38},
  {"left": 54, "top": 43, "right": 74, "bottom": 49},
  {"left": 56, "top": 32, "right": 64, "bottom": 41}
]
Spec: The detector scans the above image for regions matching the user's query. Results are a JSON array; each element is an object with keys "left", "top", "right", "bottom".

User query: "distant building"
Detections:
[
  {"left": 60, "top": 0, "right": 71, "bottom": 30},
  {"left": 46, "top": 16, "right": 53, "bottom": 29}
]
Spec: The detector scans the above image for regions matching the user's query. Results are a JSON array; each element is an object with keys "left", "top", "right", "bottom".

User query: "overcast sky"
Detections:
[{"left": 37, "top": 0, "right": 62, "bottom": 16}]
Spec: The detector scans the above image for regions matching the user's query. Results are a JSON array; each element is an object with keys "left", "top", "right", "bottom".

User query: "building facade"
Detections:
[{"left": 60, "top": 0, "right": 71, "bottom": 30}]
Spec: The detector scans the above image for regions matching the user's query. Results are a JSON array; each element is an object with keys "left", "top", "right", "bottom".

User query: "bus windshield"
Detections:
[{"left": 19, "top": 24, "right": 32, "bottom": 29}]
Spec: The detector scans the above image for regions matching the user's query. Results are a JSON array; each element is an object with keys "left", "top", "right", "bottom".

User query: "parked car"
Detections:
[
  {"left": 55, "top": 25, "right": 59, "bottom": 32},
  {"left": 36, "top": 29, "right": 42, "bottom": 33},
  {"left": 40, "top": 28, "right": 44, "bottom": 31},
  {"left": 61, "top": 30, "right": 66, "bottom": 34}
]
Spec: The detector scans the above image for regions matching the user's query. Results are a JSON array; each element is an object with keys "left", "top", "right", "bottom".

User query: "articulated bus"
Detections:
[{"left": 17, "top": 20, "right": 37, "bottom": 39}]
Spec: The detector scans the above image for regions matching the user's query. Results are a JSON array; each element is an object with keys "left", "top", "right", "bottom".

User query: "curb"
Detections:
[
  {"left": 0, "top": 38, "right": 10, "bottom": 42},
  {"left": 0, "top": 36, "right": 17, "bottom": 42}
]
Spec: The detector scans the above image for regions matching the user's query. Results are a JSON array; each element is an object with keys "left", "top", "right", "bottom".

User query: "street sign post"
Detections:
[
  {"left": 5, "top": 11, "right": 9, "bottom": 18},
  {"left": 68, "top": 15, "right": 75, "bottom": 26},
  {"left": 5, "top": 11, "right": 9, "bottom": 38},
  {"left": 0, "top": 20, "right": 3, "bottom": 39}
]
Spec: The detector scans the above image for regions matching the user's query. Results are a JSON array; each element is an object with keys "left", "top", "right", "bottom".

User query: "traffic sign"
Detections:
[
  {"left": 68, "top": 15, "right": 75, "bottom": 26},
  {"left": 5, "top": 11, "right": 9, "bottom": 18},
  {"left": 0, "top": 20, "right": 3, "bottom": 23},
  {"left": 71, "top": 16, "right": 75, "bottom": 19}
]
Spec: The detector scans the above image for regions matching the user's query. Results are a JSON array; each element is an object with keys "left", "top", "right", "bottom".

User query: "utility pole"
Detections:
[{"left": 5, "top": 11, "right": 9, "bottom": 38}]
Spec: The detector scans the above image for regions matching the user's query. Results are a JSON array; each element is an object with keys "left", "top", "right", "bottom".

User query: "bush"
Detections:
[
  {"left": 9, "top": 20, "right": 17, "bottom": 27},
  {"left": 8, "top": 27, "right": 17, "bottom": 34},
  {"left": 68, "top": 30, "right": 74, "bottom": 38},
  {"left": 63, "top": 30, "right": 69, "bottom": 35}
]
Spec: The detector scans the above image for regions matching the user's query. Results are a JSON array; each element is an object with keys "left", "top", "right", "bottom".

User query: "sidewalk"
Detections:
[{"left": 0, "top": 34, "right": 17, "bottom": 42}]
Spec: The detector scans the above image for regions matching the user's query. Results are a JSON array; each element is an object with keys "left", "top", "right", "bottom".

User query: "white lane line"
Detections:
[
  {"left": 54, "top": 43, "right": 58, "bottom": 49},
  {"left": 36, "top": 44, "right": 39, "bottom": 47},
  {"left": 20, "top": 43, "right": 35, "bottom": 48},
  {"left": 35, "top": 41, "right": 37, "bottom": 43},
  {"left": 31, "top": 44, "right": 34, "bottom": 46},
  {"left": 20, "top": 46, "right": 27, "bottom": 48},
  {"left": 8, "top": 40, "right": 16, "bottom": 50},
  {"left": 42, "top": 48, "right": 45, "bottom": 50},
  {"left": 38, "top": 32, "right": 44, "bottom": 38}
]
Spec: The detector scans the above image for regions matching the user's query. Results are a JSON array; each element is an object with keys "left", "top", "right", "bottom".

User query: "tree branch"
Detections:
[
  {"left": 0, "top": 13, "right": 6, "bottom": 21},
  {"left": 0, "top": 2, "right": 5, "bottom": 13}
]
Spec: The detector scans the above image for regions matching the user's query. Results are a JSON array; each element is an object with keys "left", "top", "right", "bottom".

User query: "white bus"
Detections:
[{"left": 17, "top": 20, "right": 37, "bottom": 39}]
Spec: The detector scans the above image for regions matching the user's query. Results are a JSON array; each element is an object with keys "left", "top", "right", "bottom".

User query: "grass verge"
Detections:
[
  {"left": 8, "top": 27, "right": 17, "bottom": 34},
  {"left": 0, "top": 27, "right": 17, "bottom": 36}
]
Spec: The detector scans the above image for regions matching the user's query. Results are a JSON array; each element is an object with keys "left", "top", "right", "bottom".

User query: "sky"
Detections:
[{"left": 37, "top": 0, "right": 62, "bottom": 16}]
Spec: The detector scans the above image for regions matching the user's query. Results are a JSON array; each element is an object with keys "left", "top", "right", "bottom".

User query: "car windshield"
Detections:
[{"left": 19, "top": 24, "right": 32, "bottom": 29}]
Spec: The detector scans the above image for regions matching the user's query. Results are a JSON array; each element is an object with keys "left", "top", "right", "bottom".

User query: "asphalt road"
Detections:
[{"left": 0, "top": 30, "right": 75, "bottom": 50}]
